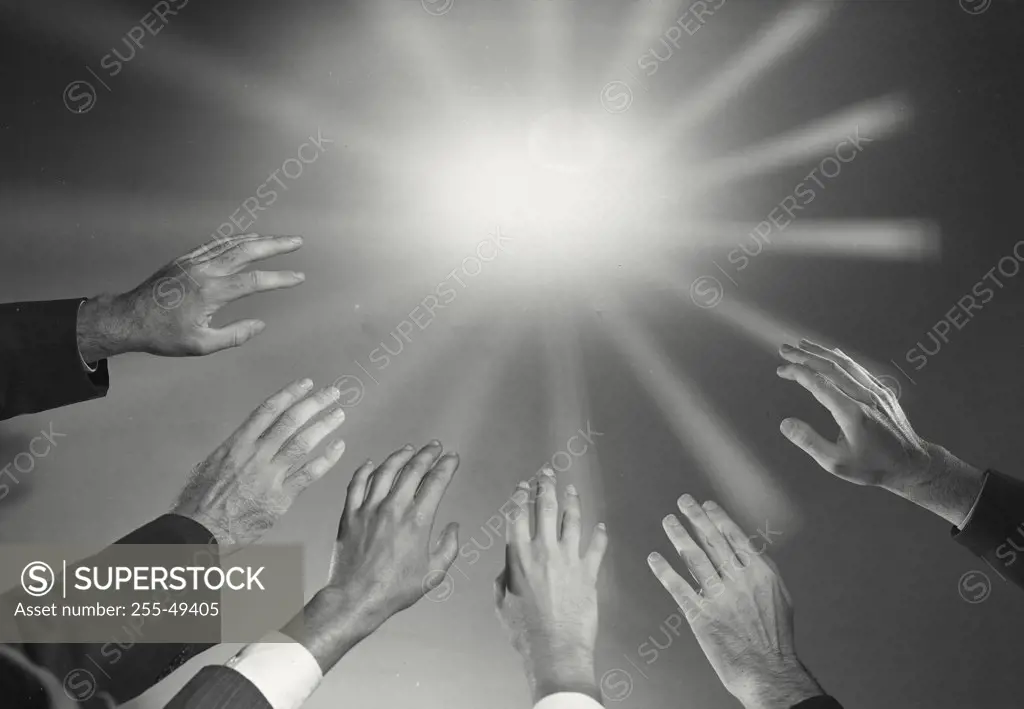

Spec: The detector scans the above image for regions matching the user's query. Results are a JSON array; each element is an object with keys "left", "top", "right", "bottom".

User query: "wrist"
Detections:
[
  {"left": 882, "top": 442, "right": 985, "bottom": 526},
  {"left": 281, "top": 588, "right": 378, "bottom": 674},
  {"left": 77, "top": 293, "right": 138, "bottom": 361},
  {"left": 522, "top": 641, "right": 599, "bottom": 704},
  {"left": 734, "top": 660, "right": 824, "bottom": 709}
]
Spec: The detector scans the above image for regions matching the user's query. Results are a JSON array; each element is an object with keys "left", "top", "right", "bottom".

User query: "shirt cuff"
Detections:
[
  {"left": 225, "top": 632, "right": 323, "bottom": 709},
  {"left": 957, "top": 470, "right": 989, "bottom": 530},
  {"left": 534, "top": 693, "right": 605, "bottom": 709},
  {"left": 75, "top": 299, "right": 98, "bottom": 373}
]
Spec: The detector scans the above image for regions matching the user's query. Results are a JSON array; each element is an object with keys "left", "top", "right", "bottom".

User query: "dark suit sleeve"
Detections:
[
  {"left": 162, "top": 666, "right": 272, "bottom": 709},
  {"left": 0, "top": 299, "right": 110, "bottom": 421},
  {"left": 952, "top": 469, "right": 1024, "bottom": 589},
  {"left": 792, "top": 697, "right": 844, "bottom": 708},
  {"left": 10, "top": 514, "right": 219, "bottom": 707}
]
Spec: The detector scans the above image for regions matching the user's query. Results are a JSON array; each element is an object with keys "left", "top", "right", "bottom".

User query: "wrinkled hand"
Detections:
[
  {"left": 495, "top": 469, "right": 607, "bottom": 704},
  {"left": 776, "top": 340, "right": 984, "bottom": 525},
  {"left": 293, "top": 442, "right": 461, "bottom": 673},
  {"left": 776, "top": 340, "right": 930, "bottom": 489},
  {"left": 172, "top": 379, "right": 346, "bottom": 548},
  {"left": 77, "top": 233, "right": 305, "bottom": 360},
  {"left": 648, "top": 497, "right": 823, "bottom": 709}
]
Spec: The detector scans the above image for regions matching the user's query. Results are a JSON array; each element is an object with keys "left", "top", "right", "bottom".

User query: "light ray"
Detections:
[
  {"left": 652, "top": 1, "right": 837, "bottom": 147},
  {"left": 540, "top": 292, "right": 605, "bottom": 517},
  {"left": 640, "top": 260, "right": 895, "bottom": 379},
  {"left": 18, "top": 0, "right": 390, "bottom": 162},
  {"left": 640, "top": 219, "right": 941, "bottom": 261},
  {"left": 595, "top": 292, "right": 799, "bottom": 532},
  {"left": 696, "top": 94, "right": 911, "bottom": 189}
]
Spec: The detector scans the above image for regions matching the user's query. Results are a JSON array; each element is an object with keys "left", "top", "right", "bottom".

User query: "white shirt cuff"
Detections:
[
  {"left": 957, "top": 470, "right": 989, "bottom": 530},
  {"left": 534, "top": 693, "right": 604, "bottom": 709},
  {"left": 224, "top": 632, "right": 323, "bottom": 709},
  {"left": 75, "top": 300, "right": 98, "bottom": 373}
]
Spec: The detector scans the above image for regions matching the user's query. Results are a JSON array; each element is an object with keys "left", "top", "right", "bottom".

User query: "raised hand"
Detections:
[
  {"left": 172, "top": 379, "right": 346, "bottom": 548},
  {"left": 777, "top": 339, "right": 983, "bottom": 525},
  {"left": 649, "top": 497, "right": 824, "bottom": 709},
  {"left": 495, "top": 468, "right": 608, "bottom": 704},
  {"left": 77, "top": 233, "right": 306, "bottom": 360},
  {"left": 289, "top": 442, "right": 461, "bottom": 673}
]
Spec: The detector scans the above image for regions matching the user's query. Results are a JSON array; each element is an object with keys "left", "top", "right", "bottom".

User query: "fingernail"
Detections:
[
  {"left": 252, "top": 321, "right": 267, "bottom": 334},
  {"left": 541, "top": 467, "right": 555, "bottom": 478},
  {"left": 597, "top": 522, "right": 606, "bottom": 531},
  {"left": 647, "top": 551, "right": 659, "bottom": 564},
  {"left": 776, "top": 366, "right": 786, "bottom": 375},
  {"left": 663, "top": 514, "right": 677, "bottom": 526},
  {"left": 516, "top": 480, "right": 530, "bottom": 490},
  {"left": 290, "top": 236, "right": 304, "bottom": 244},
  {"left": 327, "top": 387, "right": 341, "bottom": 400},
  {"left": 330, "top": 407, "right": 346, "bottom": 420},
  {"left": 404, "top": 444, "right": 414, "bottom": 451},
  {"left": 329, "top": 439, "right": 346, "bottom": 453},
  {"left": 299, "top": 378, "right": 313, "bottom": 389},
  {"left": 780, "top": 419, "right": 793, "bottom": 435},
  {"left": 295, "top": 272, "right": 306, "bottom": 281},
  {"left": 679, "top": 494, "right": 695, "bottom": 508},
  {"left": 566, "top": 484, "right": 577, "bottom": 495},
  {"left": 703, "top": 500, "right": 718, "bottom": 510},
  {"left": 430, "top": 439, "right": 441, "bottom": 446}
]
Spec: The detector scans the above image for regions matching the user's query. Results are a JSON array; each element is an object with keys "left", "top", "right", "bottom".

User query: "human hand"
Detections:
[
  {"left": 777, "top": 340, "right": 983, "bottom": 525},
  {"left": 495, "top": 469, "right": 608, "bottom": 704},
  {"left": 649, "top": 496, "right": 823, "bottom": 709},
  {"left": 77, "top": 233, "right": 305, "bottom": 361},
  {"left": 291, "top": 442, "right": 461, "bottom": 673},
  {"left": 171, "top": 379, "right": 346, "bottom": 548}
]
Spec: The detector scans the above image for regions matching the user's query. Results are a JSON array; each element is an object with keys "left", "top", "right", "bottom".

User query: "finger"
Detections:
[
  {"left": 195, "top": 319, "right": 267, "bottom": 355},
  {"left": 780, "top": 418, "right": 842, "bottom": 473},
  {"left": 776, "top": 362, "right": 861, "bottom": 431},
  {"left": 392, "top": 441, "right": 444, "bottom": 506},
  {"left": 830, "top": 346, "right": 891, "bottom": 397},
  {"left": 663, "top": 513, "right": 719, "bottom": 593},
  {"left": 364, "top": 445, "right": 416, "bottom": 508},
  {"left": 676, "top": 495, "right": 737, "bottom": 570},
  {"left": 209, "top": 270, "right": 306, "bottom": 305},
  {"left": 701, "top": 500, "right": 759, "bottom": 567},
  {"left": 648, "top": 551, "right": 701, "bottom": 613},
  {"left": 274, "top": 405, "right": 347, "bottom": 473},
  {"left": 779, "top": 344, "right": 871, "bottom": 403},
  {"left": 584, "top": 522, "right": 608, "bottom": 577},
  {"left": 414, "top": 452, "right": 459, "bottom": 516},
  {"left": 507, "top": 482, "right": 532, "bottom": 550},
  {"left": 208, "top": 235, "right": 304, "bottom": 274},
  {"left": 180, "top": 233, "right": 265, "bottom": 264},
  {"left": 344, "top": 459, "right": 376, "bottom": 518},
  {"left": 429, "top": 522, "right": 460, "bottom": 573},
  {"left": 283, "top": 438, "right": 346, "bottom": 496},
  {"left": 559, "top": 484, "right": 582, "bottom": 552},
  {"left": 761, "top": 556, "right": 794, "bottom": 607},
  {"left": 534, "top": 467, "right": 559, "bottom": 545},
  {"left": 260, "top": 386, "right": 341, "bottom": 452},
  {"left": 798, "top": 340, "right": 885, "bottom": 397},
  {"left": 235, "top": 379, "right": 314, "bottom": 446}
]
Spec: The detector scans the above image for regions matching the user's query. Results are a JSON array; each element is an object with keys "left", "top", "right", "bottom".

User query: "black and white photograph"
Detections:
[{"left": 1, "top": 0, "right": 1022, "bottom": 707}]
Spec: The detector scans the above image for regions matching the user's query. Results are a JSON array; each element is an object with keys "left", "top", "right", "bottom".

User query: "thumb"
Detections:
[
  {"left": 201, "top": 319, "right": 267, "bottom": 354},
  {"left": 430, "top": 522, "right": 459, "bottom": 573}
]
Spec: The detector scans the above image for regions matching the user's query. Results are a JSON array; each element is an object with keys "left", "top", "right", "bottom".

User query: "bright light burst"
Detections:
[{"left": 8, "top": 0, "right": 944, "bottom": 537}]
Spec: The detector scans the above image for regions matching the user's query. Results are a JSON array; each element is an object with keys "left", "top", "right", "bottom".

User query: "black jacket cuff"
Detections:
[{"left": 0, "top": 298, "right": 109, "bottom": 420}]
